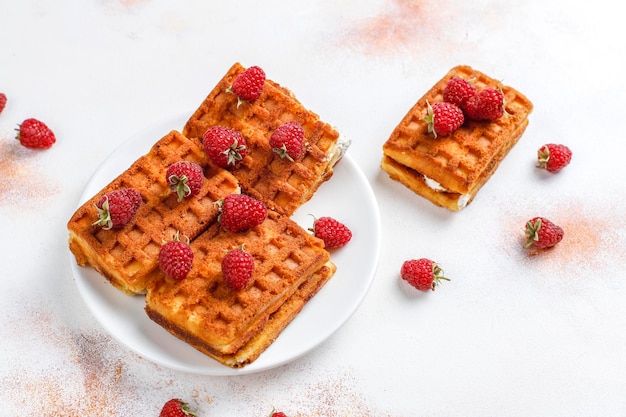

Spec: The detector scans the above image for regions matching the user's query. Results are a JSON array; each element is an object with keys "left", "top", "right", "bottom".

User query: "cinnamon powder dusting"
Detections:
[
  {"left": 336, "top": 0, "right": 445, "bottom": 56},
  {"left": 501, "top": 200, "right": 626, "bottom": 282},
  {"left": 0, "top": 139, "right": 58, "bottom": 210}
]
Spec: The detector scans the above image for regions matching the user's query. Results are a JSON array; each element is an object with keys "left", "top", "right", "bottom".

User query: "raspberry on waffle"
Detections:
[
  {"left": 381, "top": 65, "right": 533, "bottom": 211},
  {"left": 144, "top": 210, "right": 333, "bottom": 367},
  {"left": 68, "top": 130, "right": 240, "bottom": 294},
  {"left": 183, "top": 62, "right": 350, "bottom": 217}
]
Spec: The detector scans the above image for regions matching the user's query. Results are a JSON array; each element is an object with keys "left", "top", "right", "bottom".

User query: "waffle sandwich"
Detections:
[
  {"left": 381, "top": 65, "right": 533, "bottom": 210},
  {"left": 183, "top": 62, "right": 350, "bottom": 217},
  {"left": 68, "top": 130, "right": 240, "bottom": 294},
  {"left": 144, "top": 210, "right": 334, "bottom": 367}
]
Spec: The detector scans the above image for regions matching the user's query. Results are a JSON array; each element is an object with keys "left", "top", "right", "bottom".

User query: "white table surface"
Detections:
[{"left": 2, "top": 0, "right": 626, "bottom": 415}]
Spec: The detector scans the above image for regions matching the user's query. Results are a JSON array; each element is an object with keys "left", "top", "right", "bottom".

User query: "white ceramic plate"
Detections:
[{"left": 71, "top": 115, "right": 381, "bottom": 375}]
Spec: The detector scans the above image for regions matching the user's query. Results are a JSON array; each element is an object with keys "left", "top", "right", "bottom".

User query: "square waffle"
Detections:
[
  {"left": 144, "top": 210, "right": 333, "bottom": 367},
  {"left": 182, "top": 62, "right": 350, "bottom": 217},
  {"left": 381, "top": 65, "right": 533, "bottom": 210},
  {"left": 67, "top": 130, "right": 240, "bottom": 294}
]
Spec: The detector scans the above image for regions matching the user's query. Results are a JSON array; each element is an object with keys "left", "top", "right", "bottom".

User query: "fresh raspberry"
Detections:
[
  {"left": 16, "top": 118, "right": 56, "bottom": 149},
  {"left": 464, "top": 87, "right": 505, "bottom": 121},
  {"left": 158, "top": 233, "right": 194, "bottom": 281},
  {"left": 218, "top": 193, "right": 267, "bottom": 233},
  {"left": 537, "top": 143, "right": 572, "bottom": 173},
  {"left": 228, "top": 65, "right": 266, "bottom": 106},
  {"left": 166, "top": 160, "right": 204, "bottom": 201},
  {"left": 93, "top": 188, "right": 142, "bottom": 230},
  {"left": 400, "top": 258, "right": 449, "bottom": 291},
  {"left": 202, "top": 125, "right": 247, "bottom": 168},
  {"left": 270, "top": 410, "right": 288, "bottom": 417},
  {"left": 118, "top": 187, "right": 143, "bottom": 211},
  {"left": 443, "top": 77, "right": 477, "bottom": 109},
  {"left": 270, "top": 121, "right": 305, "bottom": 161},
  {"left": 159, "top": 398, "right": 197, "bottom": 417},
  {"left": 310, "top": 216, "right": 352, "bottom": 249},
  {"left": 424, "top": 101, "right": 464, "bottom": 138},
  {"left": 524, "top": 217, "right": 564, "bottom": 249},
  {"left": 0, "top": 93, "right": 7, "bottom": 114},
  {"left": 222, "top": 247, "right": 255, "bottom": 290}
]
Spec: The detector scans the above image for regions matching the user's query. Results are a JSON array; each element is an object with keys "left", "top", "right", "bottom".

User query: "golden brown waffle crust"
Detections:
[
  {"left": 182, "top": 62, "right": 348, "bottom": 217},
  {"left": 67, "top": 130, "right": 240, "bottom": 294},
  {"left": 382, "top": 65, "right": 533, "bottom": 209},
  {"left": 143, "top": 210, "right": 331, "bottom": 358},
  {"left": 146, "top": 261, "right": 336, "bottom": 368}
]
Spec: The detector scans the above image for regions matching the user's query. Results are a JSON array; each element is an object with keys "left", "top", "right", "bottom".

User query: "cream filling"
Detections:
[
  {"left": 325, "top": 130, "right": 351, "bottom": 165},
  {"left": 423, "top": 175, "right": 471, "bottom": 210}
]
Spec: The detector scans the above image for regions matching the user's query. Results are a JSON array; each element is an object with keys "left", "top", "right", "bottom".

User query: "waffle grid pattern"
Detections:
[
  {"left": 68, "top": 131, "right": 240, "bottom": 293},
  {"left": 183, "top": 63, "right": 341, "bottom": 216},
  {"left": 145, "top": 211, "right": 329, "bottom": 353}
]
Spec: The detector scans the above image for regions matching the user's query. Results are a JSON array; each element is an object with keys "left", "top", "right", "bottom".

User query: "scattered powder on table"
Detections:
[
  {"left": 2, "top": 302, "right": 143, "bottom": 416},
  {"left": 0, "top": 138, "right": 59, "bottom": 210},
  {"left": 499, "top": 200, "right": 626, "bottom": 283},
  {"left": 335, "top": 0, "right": 449, "bottom": 56}
]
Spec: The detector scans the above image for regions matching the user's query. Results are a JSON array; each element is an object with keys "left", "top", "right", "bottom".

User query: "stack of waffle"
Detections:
[
  {"left": 68, "top": 63, "right": 348, "bottom": 367},
  {"left": 381, "top": 65, "right": 533, "bottom": 211}
]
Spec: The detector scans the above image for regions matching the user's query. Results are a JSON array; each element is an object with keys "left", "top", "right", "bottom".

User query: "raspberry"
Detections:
[
  {"left": 464, "top": 87, "right": 505, "bottom": 121},
  {"left": 202, "top": 126, "right": 247, "bottom": 168},
  {"left": 228, "top": 65, "right": 266, "bottom": 106},
  {"left": 166, "top": 160, "right": 204, "bottom": 201},
  {"left": 159, "top": 233, "right": 194, "bottom": 281},
  {"left": 310, "top": 216, "right": 352, "bottom": 249},
  {"left": 269, "top": 121, "right": 305, "bottom": 161},
  {"left": 16, "top": 118, "right": 56, "bottom": 149},
  {"left": 400, "top": 258, "right": 449, "bottom": 291},
  {"left": 0, "top": 93, "right": 7, "bottom": 114},
  {"left": 218, "top": 193, "right": 267, "bottom": 233},
  {"left": 222, "top": 247, "right": 255, "bottom": 290},
  {"left": 537, "top": 143, "right": 572, "bottom": 173},
  {"left": 524, "top": 217, "right": 564, "bottom": 249},
  {"left": 443, "top": 77, "right": 476, "bottom": 109},
  {"left": 93, "top": 188, "right": 142, "bottom": 230},
  {"left": 159, "top": 398, "right": 197, "bottom": 417},
  {"left": 424, "top": 101, "right": 464, "bottom": 138}
]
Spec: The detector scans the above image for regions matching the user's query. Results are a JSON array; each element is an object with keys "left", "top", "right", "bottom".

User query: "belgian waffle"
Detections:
[
  {"left": 182, "top": 62, "right": 350, "bottom": 217},
  {"left": 67, "top": 130, "right": 240, "bottom": 294},
  {"left": 381, "top": 65, "right": 533, "bottom": 210},
  {"left": 144, "top": 210, "right": 333, "bottom": 367}
]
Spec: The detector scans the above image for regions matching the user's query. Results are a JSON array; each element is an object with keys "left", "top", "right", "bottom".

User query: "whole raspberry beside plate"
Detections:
[
  {"left": 0, "top": 93, "right": 7, "bottom": 114},
  {"left": 537, "top": 143, "right": 572, "bottom": 173},
  {"left": 401, "top": 258, "right": 449, "bottom": 291},
  {"left": 16, "top": 118, "right": 56, "bottom": 149},
  {"left": 524, "top": 217, "right": 564, "bottom": 249},
  {"left": 159, "top": 398, "right": 196, "bottom": 417}
]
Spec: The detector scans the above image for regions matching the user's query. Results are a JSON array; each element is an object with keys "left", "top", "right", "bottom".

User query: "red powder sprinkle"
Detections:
[
  {"left": 0, "top": 138, "right": 58, "bottom": 209},
  {"left": 336, "top": 0, "right": 436, "bottom": 56},
  {"left": 500, "top": 200, "right": 626, "bottom": 282}
]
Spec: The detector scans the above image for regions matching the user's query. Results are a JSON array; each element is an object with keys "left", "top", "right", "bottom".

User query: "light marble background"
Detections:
[{"left": 2, "top": 0, "right": 626, "bottom": 415}]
